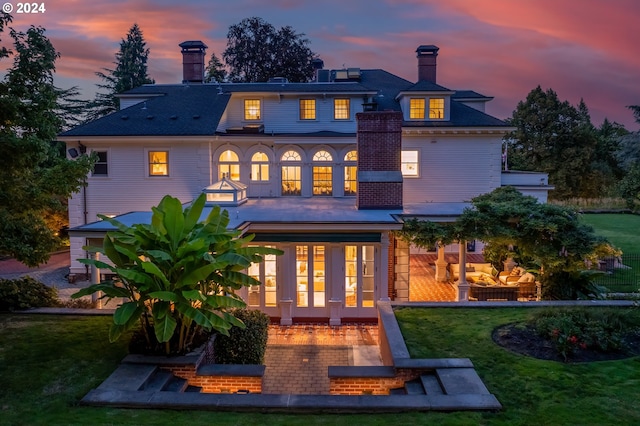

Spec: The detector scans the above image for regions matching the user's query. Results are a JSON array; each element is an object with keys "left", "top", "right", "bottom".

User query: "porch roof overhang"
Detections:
[{"left": 69, "top": 198, "right": 405, "bottom": 239}]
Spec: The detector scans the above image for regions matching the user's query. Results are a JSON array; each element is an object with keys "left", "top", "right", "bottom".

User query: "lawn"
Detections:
[
  {"left": 2, "top": 311, "right": 639, "bottom": 425},
  {"left": 581, "top": 213, "right": 640, "bottom": 253}
]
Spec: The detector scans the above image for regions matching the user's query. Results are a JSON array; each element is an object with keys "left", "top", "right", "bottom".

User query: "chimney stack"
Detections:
[
  {"left": 179, "top": 40, "right": 208, "bottom": 83},
  {"left": 356, "top": 111, "right": 403, "bottom": 210},
  {"left": 416, "top": 45, "right": 439, "bottom": 83}
]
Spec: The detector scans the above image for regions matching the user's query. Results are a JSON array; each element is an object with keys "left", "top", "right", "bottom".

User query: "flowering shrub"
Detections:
[{"left": 529, "top": 307, "right": 640, "bottom": 361}]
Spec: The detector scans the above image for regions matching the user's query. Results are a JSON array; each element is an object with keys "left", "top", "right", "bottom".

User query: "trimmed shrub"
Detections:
[
  {"left": 0, "top": 276, "right": 60, "bottom": 311},
  {"left": 214, "top": 309, "right": 270, "bottom": 364}
]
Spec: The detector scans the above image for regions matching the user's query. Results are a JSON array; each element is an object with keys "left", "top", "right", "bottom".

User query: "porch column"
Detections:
[
  {"left": 278, "top": 243, "right": 293, "bottom": 326},
  {"left": 329, "top": 243, "right": 342, "bottom": 326},
  {"left": 379, "top": 233, "right": 391, "bottom": 302},
  {"left": 435, "top": 242, "right": 448, "bottom": 282},
  {"left": 456, "top": 241, "right": 470, "bottom": 301},
  {"left": 90, "top": 252, "right": 102, "bottom": 309}
]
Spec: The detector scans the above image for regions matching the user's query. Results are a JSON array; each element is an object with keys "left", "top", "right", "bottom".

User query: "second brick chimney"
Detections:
[
  {"left": 179, "top": 40, "right": 208, "bottom": 83},
  {"left": 356, "top": 111, "right": 403, "bottom": 210},
  {"left": 416, "top": 45, "right": 439, "bottom": 83}
]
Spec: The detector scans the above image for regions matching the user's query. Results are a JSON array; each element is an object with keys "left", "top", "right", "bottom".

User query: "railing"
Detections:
[{"left": 593, "top": 254, "right": 640, "bottom": 294}]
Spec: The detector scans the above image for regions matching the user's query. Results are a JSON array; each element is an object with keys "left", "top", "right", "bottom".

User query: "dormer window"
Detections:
[
  {"left": 429, "top": 98, "right": 444, "bottom": 119},
  {"left": 409, "top": 98, "right": 425, "bottom": 119}
]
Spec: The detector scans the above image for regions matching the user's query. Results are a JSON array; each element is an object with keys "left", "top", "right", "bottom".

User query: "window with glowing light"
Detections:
[
  {"left": 281, "top": 150, "right": 302, "bottom": 196},
  {"left": 429, "top": 98, "right": 444, "bottom": 119},
  {"left": 312, "top": 150, "right": 333, "bottom": 196},
  {"left": 334, "top": 99, "right": 350, "bottom": 120},
  {"left": 344, "top": 150, "right": 357, "bottom": 196},
  {"left": 218, "top": 150, "right": 240, "bottom": 180},
  {"left": 299, "top": 99, "right": 316, "bottom": 120},
  {"left": 244, "top": 99, "right": 261, "bottom": 120},
  {"left": 409, "top": 98, "right": 425, "bottom": 119},
  {"left": 251, "top": 151, "right": 269, "bottom": 181},
  {"left": 148, "top": 151, "right": 169, "bottom": 176},
  {"left": 401, "top": 150, "right": 419, "bottom": 177}
]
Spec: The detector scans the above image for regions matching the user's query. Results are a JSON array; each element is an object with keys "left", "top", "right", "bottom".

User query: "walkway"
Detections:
[{"left": 264, "top": 324, "right": 380, "bottom": 394}]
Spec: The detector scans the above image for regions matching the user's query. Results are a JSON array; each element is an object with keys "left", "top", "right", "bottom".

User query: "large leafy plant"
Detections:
[{"left": 73, "top": 194, "right": 281, "bottom": 355}]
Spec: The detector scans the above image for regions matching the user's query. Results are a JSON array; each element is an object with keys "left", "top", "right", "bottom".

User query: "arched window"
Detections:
[
  {"left": 344, "top": 150, "right": 357, "bottom": 196},
  {"left": 281, "top": 150, "right": 302, "bottom": 196},
  {"left": 313, "top": 150, "right": 333, "bottom": 196},
  {"left": 218, "top": 150, "right": 240, "bottom": 180},
  {"left": 251, "top": 151, "right": 269, "bottom": 181}
]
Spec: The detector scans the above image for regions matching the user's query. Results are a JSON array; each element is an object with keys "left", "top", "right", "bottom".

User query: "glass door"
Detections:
[
  {"left": 246, "top": 245, "right": 278, "bottom": 315},
  {"left": 295, "top": 245, "right": 327, "bottom": 315},
  {"left": 344, "top": 245, "right": 377, "bottom": 315}
]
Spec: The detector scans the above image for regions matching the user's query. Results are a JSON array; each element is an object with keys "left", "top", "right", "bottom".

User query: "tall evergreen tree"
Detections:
[
  {"left": 0, "top": 12, "right": 93, "bottom": 266},
  {"left": 86, "top": 23, "right": 153, "bottom": 121},
  {"left": 204, "top": 52, "right": 227, "bottom": 83},
  {"left": 223, "top": 17, "right": 316, "bottom": 83},
  {"left": 505, "top": 86, "right": 599, "bottom": 200}
]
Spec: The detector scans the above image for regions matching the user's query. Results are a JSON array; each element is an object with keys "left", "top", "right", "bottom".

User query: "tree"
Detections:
[
  {"left": 204, "top": 51, "right": 227, "bottom": 83},
  {"left": 0, "top": 13, "right": 93, "bottom": 266},
  {"left": 223, "top": 17, "right": 316, "bottom": 83},
  {"left": 505, "top": 87, "right": 600, "bottom": 200},
  {"left": 398, "top": 187, "right": 618, "bottom": 299},
  {"left": 73, "top": 194, "right": 282, "bottom": 355},
  {"left": 616, "top": 105, "right": 640, "bottom": 209},
  {"left": 86, "top": 23, "right": 153, "bottom": 120}
]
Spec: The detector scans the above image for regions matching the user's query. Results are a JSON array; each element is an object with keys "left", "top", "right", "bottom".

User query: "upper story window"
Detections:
[
  {"left": 409, "top": 98, "right": 425, "bottom": 119},
  {"left": 244, "top": 99, "right": 261, "bottom": 120},
  {"left": 251, "top": 151, "right": 269, "bottom": 182},
  {"left": 344, "top": 150, "right": 357, "bottom": 196},
  {"left": 148, "top": 151, "right": 169, "bottom": 176},
  {"left": 334, "top": 99, "right": 350, "bottom": 120},
  {"left": 92, "top": 151, "right": 108, "bottom": 176},
  {"left": 401, "top": 150, "right": 419, "bottom": 177},
  {"left": 299, "top": 99, "right": 316, "bottom": 120},
  {"left": 312, "top": 150, "right": 333, "bottom": 196},
  {"left": 281, "top": 150, "right": 302, "bottom": 196},
  {"left": 429, "top": 98, "right": 445, "bottom": 119},
  {"left": 219, "top": 150, "right": 240, "bottom": 180}
]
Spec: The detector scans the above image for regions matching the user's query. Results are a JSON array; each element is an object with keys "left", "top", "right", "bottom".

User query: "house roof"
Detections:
[
  {"left": 61, "top": 67, "right": 507, "bottom": 138},
  {"left": 60, "top": 86, "right": 230, "bottom": 137}
]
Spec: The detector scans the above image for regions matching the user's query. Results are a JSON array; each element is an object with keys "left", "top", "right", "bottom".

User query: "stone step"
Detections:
[
  {"left": 164, "top": 376, "right": 189, "bottom": 393},
  {"left": 436, "top": 368, "right": 490, "bottom": 395},
  {"left": 96, "top": 364, "right": 158, "bottom": 392},
  {"left": 185, "top": 385, "right": 203, "bottom": 393},
  {"left": 404, "top": 379, "right": 426, "bottom": 395},
  {"left": 140, "top": 370, "right": 173, "bottom": 392},
  {"left": 389, "top": 387, "right": 406, "bottom": 395},
  {"left": 420, "top": 374, "right": 443, "bottom": 395}
]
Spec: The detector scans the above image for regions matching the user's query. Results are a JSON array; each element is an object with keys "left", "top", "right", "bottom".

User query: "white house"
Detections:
[{"left": 60, "top": 42, "right": 550, "bottom": 324}]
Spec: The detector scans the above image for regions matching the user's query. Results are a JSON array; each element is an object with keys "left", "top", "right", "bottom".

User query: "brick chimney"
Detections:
[
  {"left": 179, "top": 40, "right": 207, "bottom": 83},
  {"left": 356, "top": 111, "right": 403, "bottom": 210},
  {"left": 416, "top": 45, "right": 439, "bottom": 83}
]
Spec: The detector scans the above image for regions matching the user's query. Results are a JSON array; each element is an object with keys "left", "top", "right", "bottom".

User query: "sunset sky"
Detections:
[{"left": 2, "top": 0, "right": 639, "bottom": 128}]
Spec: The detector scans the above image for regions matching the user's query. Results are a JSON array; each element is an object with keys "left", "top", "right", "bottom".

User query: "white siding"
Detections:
[
  {"left": 403, "top": 134, "right": 502, "bottom": 203},
  {"left": 223, "top": 94, "right": 360, "bottom": 134}
]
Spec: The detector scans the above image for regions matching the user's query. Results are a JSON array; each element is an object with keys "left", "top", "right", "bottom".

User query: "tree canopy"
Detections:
[
  {"left": 204, "top": 51, "right": 227, "bottom": 83},
  {"left": 86, "top": 23, "right": 153, "bottom": 121},
  {"left": 616, "top": 105, "right": 640, "bottom": 209},
  {"left": 0, "top": 13, "right": 93, "bottom": 266},
  {"left": 222, "top": 17, "right": 317, "bottom": 83}
]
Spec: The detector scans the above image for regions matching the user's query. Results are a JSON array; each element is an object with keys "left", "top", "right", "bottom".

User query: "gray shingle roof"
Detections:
[
  {"left": 61, "top": 85, "right": 230, "bottom": 137},
  {"left": 61, "top": 68, "right": 508, "bottom": 137}
]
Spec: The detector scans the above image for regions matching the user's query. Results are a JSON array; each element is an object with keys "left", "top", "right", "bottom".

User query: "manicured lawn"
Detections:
[
  {"left": 2, "top": 310, "right": 639, "bottom": 425},
  {"left": 581, "top": 213, "right": 640, "bottom": 253}
]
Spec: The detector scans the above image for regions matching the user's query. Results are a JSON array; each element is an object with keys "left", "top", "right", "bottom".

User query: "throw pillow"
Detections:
[{"left": 517, "top": 272, "right": 535, "bottom": 283}]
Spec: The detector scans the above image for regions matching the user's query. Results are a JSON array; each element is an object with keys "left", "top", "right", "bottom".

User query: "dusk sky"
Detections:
[{"left": 1, "top": 0, "right": 639, "bottom": 129}]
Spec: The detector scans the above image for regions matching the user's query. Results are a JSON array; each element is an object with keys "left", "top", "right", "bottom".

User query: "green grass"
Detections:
[
  {"left": 395, "top": 307, "right": 640, "bottom": 426},
  {"left": 581, "top": 213, "right": 640, "bottom": 253},
  {"left": 2, "top": 311, "right": 640, "bottom": 425}
]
